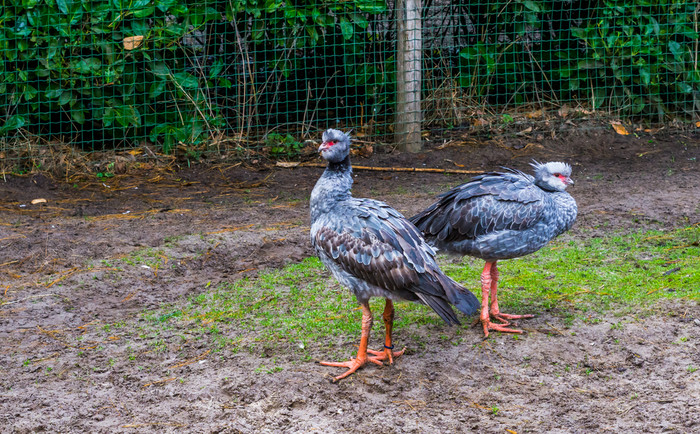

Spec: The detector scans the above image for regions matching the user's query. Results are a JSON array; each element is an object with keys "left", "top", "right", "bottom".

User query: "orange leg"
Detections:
[
  {"left": 367, "top": 299, "right": 405, "bottom": 363},
  {"left": 489, "top": 262, "right": 535, "bottom": 323},
  {"left": 320, "top": 300, "right": 404, "bottom": 382},
  {"left": 479, "top": 261, "right": 528, "bottom": 338}
]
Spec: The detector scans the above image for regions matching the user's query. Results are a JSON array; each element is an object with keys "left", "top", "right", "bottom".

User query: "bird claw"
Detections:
[
  {"left": 482, "top": 319, "right": 525, "bottom": 338},
  {"left": 367, "top": 347, "right": 406, "bottom": 365},
  {"left": 320, "top": 358, "right": 366, "bottom": 382},
  {"left": 492, "top": 311, "right": 535, "bottom": 321},
  {"left": 321, "top": 347, "right": 405, "bottom": 382}
]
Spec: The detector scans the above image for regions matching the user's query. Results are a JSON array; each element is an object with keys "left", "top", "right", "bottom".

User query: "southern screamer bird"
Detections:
[
  {"left": 310, "top": 129, "right": 480, "bottom": 381},
  {"left": 410, "top": 161, "right": 577, "bottom": 337}
]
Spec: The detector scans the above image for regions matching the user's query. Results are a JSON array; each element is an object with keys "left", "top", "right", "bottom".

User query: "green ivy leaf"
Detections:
[
  {"left": 151, "top": 62, "right": 170, "bottom": 77},
  {"left": 520, "top": 1, "right": 542, "bottom": 13},
  {"left": 173, "top": 72, "right": 198, "bottom": 89},
  {"left": 676, "top": 82, "right": 694, "bottom": 94},
  {"left": 23, "top": 84, "right": 38, "bottom": 101},
  {"left": 58, "top": 91, "right": 73, "bottom": 106},
  {"left": 578, "top": 60, "right": 604, "bottom": 70},
  {"left": 639, "top": 67, "right": 651, "bottom": 85},
  {"left": 149, "top": 80, "right": 166, "bottom": 99},
  {"left": 156, "top": 0, "right": 178, "bottom": 13},
  {"left": 134, "top": 6, "right": 155, "bottom": 18},
  {"left": 570, "top": 27, "right": 588, "bottom": 40},
  {"left": 74, "top": 58, "right": 101, "bottom": 74},
  {"left": 22, "top": 0, "right": 41, "bottom": 8},
  {"left": 0, "top": 115, "right": 26, "bottom": 134},
  {"left": 45, "top": 85, "right": 63, "bottom": 99},
  {"left": 357, "top": 0, "right": 387, "bottom": 14},
  {"left": 351, "top": 13, "right": 368, "bottom": 29},
  {"left": 668, "top": 41, "right": 684, "bottom": 60},
  {"left": 339, "top": 17, "right": 353, "bottom": 40},
  {"left": 71, "top": 107, "right": 86, "bottom": 124},
  {"left": 55, "top": 0, "right": 70, "bottom": 14}
]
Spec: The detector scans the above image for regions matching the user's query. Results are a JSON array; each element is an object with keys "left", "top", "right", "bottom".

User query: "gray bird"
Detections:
[
  {"left": 310, "top": 129, "right": 480, "bottom": 381},
  {"left": 410, "top": 161, "right": 577, "bottom": 337}
]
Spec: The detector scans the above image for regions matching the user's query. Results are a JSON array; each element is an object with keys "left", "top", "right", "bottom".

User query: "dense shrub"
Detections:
[
  {"left": 0, "top": 0, "right": 392, "bottom": 152},
  {"left": 0, "top": 0, "right": 228, "bottom": 151},
  {"left": 455, "top": 0, "right": 699, "bottom": 120},
  {"left": 0, "top": 0, "right": 698, "bottom": 153}
]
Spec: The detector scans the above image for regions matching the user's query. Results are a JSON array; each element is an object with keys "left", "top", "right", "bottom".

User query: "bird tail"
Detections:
[
  {"left": 408, "top": 208, "right": 430, "bottom": 232},
  {"left": 416, "top": 294, "right": 461, "bottom": 326},
  {"left": 441, "top": 276, "right": 480, "bottom": 317}
]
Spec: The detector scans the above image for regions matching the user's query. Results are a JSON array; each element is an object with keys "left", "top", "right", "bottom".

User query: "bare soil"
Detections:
[{"left": 1, "top": 128, "right": 699, "bottom": 433}]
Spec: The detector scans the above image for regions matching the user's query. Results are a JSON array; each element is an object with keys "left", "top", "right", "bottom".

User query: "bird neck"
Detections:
[
  {"left": 310, "top": 155, "right": 353, "bottom": 221},
  {"left": 327, "top": 154, "right": 352, "bottom": 174}
]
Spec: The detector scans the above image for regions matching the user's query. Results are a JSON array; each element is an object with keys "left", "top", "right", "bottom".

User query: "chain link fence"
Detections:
[{"left": 1, "top": 0, "right": 699, "bottom": 164}]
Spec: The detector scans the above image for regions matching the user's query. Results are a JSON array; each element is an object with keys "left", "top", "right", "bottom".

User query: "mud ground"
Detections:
[{"left": 1, "top": 127, "right": 699, "bottom": 433}]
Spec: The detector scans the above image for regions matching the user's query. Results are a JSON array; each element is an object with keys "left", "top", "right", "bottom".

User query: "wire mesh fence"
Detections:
[{"left": 1, "top": 0, "right": 699, "bottom": 163}]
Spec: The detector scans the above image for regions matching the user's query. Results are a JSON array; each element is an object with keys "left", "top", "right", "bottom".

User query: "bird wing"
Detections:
[
  {"left": 413, "top": 171, "right": 548, "bottom": 242},
  {"left": 312, "top": 198, "right": 449, "bottom": 299}
]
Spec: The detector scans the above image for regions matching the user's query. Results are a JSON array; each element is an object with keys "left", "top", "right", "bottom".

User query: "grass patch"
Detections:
[
  {"left": 441, "top": 225, "right": 699, "bottom": 314},
  {"left": 144, "top": 226, "right": 699, "bottom": 354}
]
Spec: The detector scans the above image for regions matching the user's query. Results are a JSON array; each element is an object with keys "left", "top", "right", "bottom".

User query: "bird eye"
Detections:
[
  {"left": 553, "top": 173, "right": 561, "bottom": 177},
  {"left": 332, "top": 140, "right": 338, "bottom": 144}
]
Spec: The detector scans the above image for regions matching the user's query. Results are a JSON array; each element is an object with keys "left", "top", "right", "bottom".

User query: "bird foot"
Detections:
[
  {"left": 320, "top": 347, "right": 404, "bottom": 382},
  {"left": 492, "top": 311, "right": 535, "bottom": 321},
  {"left": 367, "top": 347, "right": 406, "bottom": 365},
  {"left": 481, "top": 319, "right": 525, "bottom": 338},
  {"left": 473, "top": 315, "right": 512, "bottom": 328}
]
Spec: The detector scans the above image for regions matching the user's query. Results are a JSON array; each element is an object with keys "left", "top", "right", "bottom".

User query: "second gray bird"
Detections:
[{"left": 410, "top": 161, "right": 577, "bottom": 337}]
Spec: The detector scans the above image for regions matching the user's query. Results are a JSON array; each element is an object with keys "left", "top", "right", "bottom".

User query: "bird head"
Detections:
[
  {"left": 531, "top": 160, "right": 574, "bottom": 192},
  {"left": 319, "top": 129, "right": 351, "bottom": 163}
]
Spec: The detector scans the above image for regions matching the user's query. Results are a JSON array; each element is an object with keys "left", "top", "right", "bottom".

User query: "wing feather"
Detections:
[
  {"left": 313, "top": 198, "right": 449, "bottom": 299},
  {"left": 412, "top": 170, "right": 547, "bottom": 240}
]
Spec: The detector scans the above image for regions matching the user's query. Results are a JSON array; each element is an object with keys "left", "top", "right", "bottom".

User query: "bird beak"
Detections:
[
  {"left": 318, "top": 142, "right": 331, "bottom": 153},
  {"left": 567, "top": 177, "right": 574, "bottom": 186}
]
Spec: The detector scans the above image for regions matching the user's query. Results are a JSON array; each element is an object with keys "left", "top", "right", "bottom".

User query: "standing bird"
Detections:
[
  {"left": 410, "top": 161, "right": 577, "bottom": 338},
  {"left": 310, "top": 129, "right": 480, "bottom": 381}
]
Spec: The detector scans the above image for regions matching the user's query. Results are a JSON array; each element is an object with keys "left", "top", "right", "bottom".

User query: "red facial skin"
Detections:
[
  {"left": 319, "top": 139, "right": 339, "bottom": 153},
  {"left": 554, "top": 173, "right": 574, "bottom": 185}
]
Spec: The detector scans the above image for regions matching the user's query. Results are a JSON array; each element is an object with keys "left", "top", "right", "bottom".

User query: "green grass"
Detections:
[
  {"left": 440, "top": 225, "right": 699, "bottom": 315},
  {"left": 144, "top": 225, "right": 699, "bottom": 353}
]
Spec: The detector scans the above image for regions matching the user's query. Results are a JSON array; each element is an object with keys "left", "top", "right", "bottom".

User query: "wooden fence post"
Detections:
[{"left": 396, "top": 0, "right": 422, "bottom": 153}]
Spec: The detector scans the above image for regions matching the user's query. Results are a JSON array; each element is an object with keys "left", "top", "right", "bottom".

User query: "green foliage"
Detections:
[
  {"left": 568, "top": 0, "right": 700, "bottom": 118},
  {"left": 0, "top": 0, "right": 226, "bottom": 151},
  {"left": 0, "top": 0, "right": 393, "bottom": 151},
  {"left": 455, "top": 0, "right": 699, "bottom": 120},
  {"left": 210, "top": 0, "right": 394, "bottom": 132},
  {"left": 264, "top": 132, "right": 303, "bottom": 156},
  {"left": 2, "top": 0, "right": 698, "bottom": 152}
]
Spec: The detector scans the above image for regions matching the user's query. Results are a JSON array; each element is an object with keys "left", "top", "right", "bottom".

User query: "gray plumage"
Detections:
[
  {"left": 410, "top": 161, "right": 578, "bottom": 261},
  {"left": 310, "top": 129, "right": 479, "bottom": 325}
]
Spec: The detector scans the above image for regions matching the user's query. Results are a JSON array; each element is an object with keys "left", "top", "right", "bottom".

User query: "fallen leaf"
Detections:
[
  {"left": 558, "top": 105, "right": 570, "bottom": 118},
  {"left": 123, "top": 35, "right": 144, "bottom": 50},
  {"left": 517, "top": 127, "right": 533, "bottom": 135},
  {"left": 128, "top": 149, "right": 143, "bottom": 156},
  {"left": 525, "top": 109, "right": 545, "bottom": 119},
  {"left": 611, "top": 122, "right": 629, "bottom": 135},
  {"left": 275, "top": 161, "right": 300, "bottom": 168},
  {"left": 696, "top": 121, "right": 700, "bottom": 127},
  {"left": 351, "top": 144, "right": 374, "bottom": 158},
  {"left": 31, "top": 198, "right": 47, "bottom": 205},
  {"left": 472, "top": 118, "right": 489, "bottom": 127}
]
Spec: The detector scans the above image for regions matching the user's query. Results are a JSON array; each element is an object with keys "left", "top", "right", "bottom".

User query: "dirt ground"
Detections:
[{"left": 1, "top": 127, "right": 699, "bottom": 433}]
